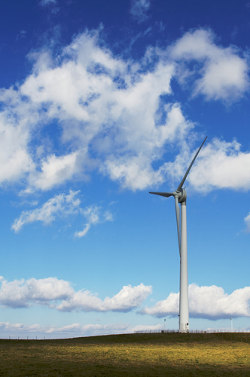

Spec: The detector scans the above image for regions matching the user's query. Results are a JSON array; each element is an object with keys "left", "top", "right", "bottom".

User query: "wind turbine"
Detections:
[{"left": 149, "top": 137, "right": 207, "bottom": 333}]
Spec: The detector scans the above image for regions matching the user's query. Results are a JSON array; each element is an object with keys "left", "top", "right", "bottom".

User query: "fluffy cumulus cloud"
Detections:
[
  {"left": 19, "top": 33, "right": 182, "bottom": 191},
  {"left": 0, "top": 28, "right": 249, "bottom": 194},
  {"left": 57, "top": 283, "right": 152, "bottom": 312},
  {"left": 165, "top": 138, "right": 250, "bottom": 192},
  {"left": 191, "top": 139, "right": 250, "bottom": 192},
  {"left": 0, "top": 277, "right": 249, "bottom": 320},
  {"left": 0, "top": 277, "right": 151, "bottom": 313},
  {"left": 142, "top": 284, "right": 250, "bottom": 320},
  {"left": 0, "top": 276, "right": 73, "bottom": 308},
  {"left": 130, "top": 0, "right": 151, "bottom": 22},
  {"left": 0, "top": 89, "right": 36, "bottom": 184},
  {"left": 29, "top": 152, "right": 80, "bottom": 191},
  {"left": 170, "top": 29, "right": 249, "bottom": 100}
]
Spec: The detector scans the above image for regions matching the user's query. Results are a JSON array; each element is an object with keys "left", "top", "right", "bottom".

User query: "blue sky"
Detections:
[{"left": 0, "top": 0, "right": 249, "bottom": 338}]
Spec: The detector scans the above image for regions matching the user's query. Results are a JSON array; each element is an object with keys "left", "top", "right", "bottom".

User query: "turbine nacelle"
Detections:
[{"left": 174, "top": 188, "right": 187, "bottom": 203}]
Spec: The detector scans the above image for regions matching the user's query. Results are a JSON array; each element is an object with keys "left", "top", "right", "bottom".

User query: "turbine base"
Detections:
[{"left": 179, "top": 322, "right": 189, "bottom": 333}]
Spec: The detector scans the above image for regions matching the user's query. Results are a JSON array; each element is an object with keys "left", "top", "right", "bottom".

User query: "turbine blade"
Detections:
[
  {"left": 175, "top": 196, "right": 181, "bottom": 256},
  {"left": 149, "top": 192, "right": 174, "bottom": 198},
  {"left": 177, "top": 136, "right": 207, "bottom": 191}
]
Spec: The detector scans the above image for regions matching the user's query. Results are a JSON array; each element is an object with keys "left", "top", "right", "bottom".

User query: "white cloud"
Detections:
[
  {"left": 244, "top": 213, "right": 250, "bottom": 232},
  {"left": 0, "top": 277, "right": 151, "bottom": 313},
  {"left": 29, "top": 152, "right": 79, "bottom": 191},
  {"left": 103, "top": 284, "right": 152, "bottom": 312},
  {"left": 58, "top": 283, "right": 152, "bottom": 312},
  {"left": 44, "top": 322, "right": 129, "bottom": 337},
  {"left": 161, "top": 138, "right": 250, "bottom": 192},
  {"left": 12, "top": 190, "right": 113, "bottom": 236},
  {"left": 170, "top": 29, "right": 249, "bottom": 100},
  {"left": 0, "top": 28, "right": 249, "bottom": 193},
  {"left": 75, "top": 223, "right": 90, "bottom": 238},
  {"left": 1, "top": 319, "right": 249, "bottom": 339},
  {"left": 131, "top": 323, "right": 162, "bottom": 333},
  {"left": 142, "top": 284, "right": 250, "bottom": 319},
  {"left": 188, "top": 139, "right": 250, "bottom": 192},
  {"left": 57, "top": 289, "right": 104, "bottom": 312},
  {"left": 0, "top": 91, "right": 35, "bottom": 184},
  {"left": 195, "top": 55, "right": 247, "bottom": 100},
  {"left": 130, "top": 0, "right": 151, "bottom": 22},
  {"left": 0, "top": 277, "right": 73, "bottom": 308},
  {"left": 12, "top": 190, "right": 80, "bottom": 232},
  {"left": 74, "top": 205, "right": 113, "bottom": 238},
  {"left": 0, "top": 276, "right": 249, "bottom": 320},
  {"left": 17, "top": 31, "right": 191, "bottom": 192},
  {"left": 101, "top": 102, "right": 192, "bottom": 191},
  {"left": 0, "top": 321, "right": 163, "bottom": 338},
  {"left": 103, "top": 156, "right": 163, "bottom": 191}
]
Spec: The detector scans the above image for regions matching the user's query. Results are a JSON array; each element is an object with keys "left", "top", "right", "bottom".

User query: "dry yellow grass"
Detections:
[{"left": 0, "top": 332, "right": 249, "bottom": 376}]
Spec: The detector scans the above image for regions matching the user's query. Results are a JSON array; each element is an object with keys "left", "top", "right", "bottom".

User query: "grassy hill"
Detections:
[{"left": 0, "top": 332, "right": 249, "bottom": 376}]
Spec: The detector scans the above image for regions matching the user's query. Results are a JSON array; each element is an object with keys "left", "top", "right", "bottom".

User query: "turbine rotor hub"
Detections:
[{"left": 175, "top": 188, "right": 187, "bottom": 203}]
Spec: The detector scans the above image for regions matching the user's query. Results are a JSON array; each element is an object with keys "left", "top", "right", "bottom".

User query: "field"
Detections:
[{"left": 0, "top": 332, "right": 249, "bottom": 376}]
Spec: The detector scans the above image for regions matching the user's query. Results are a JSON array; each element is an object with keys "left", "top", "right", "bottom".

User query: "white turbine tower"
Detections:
[{"left": 149, "top": 137, "right": 207, "bottom": 333}]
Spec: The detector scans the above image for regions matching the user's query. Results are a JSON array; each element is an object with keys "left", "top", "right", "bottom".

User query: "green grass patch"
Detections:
[{"left": 0, "top": 333, "right": 249, "bottom": 376}]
